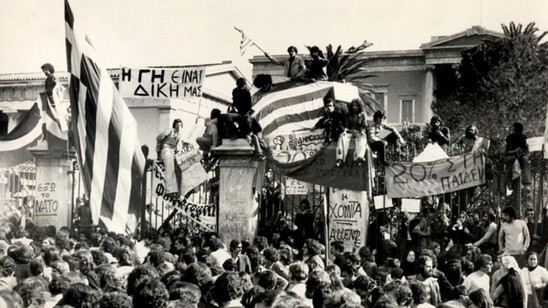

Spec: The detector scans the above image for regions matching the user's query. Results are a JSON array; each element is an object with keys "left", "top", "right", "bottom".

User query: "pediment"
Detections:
[{"left": 421, "top": 26, "right": 503, "bottom": 50}]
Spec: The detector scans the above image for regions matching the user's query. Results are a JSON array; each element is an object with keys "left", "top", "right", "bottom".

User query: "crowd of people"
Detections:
[{"left": 1, "top": 198, "right": 548, "bottom": 308}]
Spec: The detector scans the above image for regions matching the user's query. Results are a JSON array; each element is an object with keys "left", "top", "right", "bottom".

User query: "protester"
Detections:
[
  {"left": 427, "top": 115, "right": 451, "bottom": 149},
  {"left": 264, "top": 46, "right": 307, "bottom": 79},
  {"left": 336, "top": 98, "right": 369, "bottom": 167},
  {"left": 499, "top": 206, "right": 530, "bottom": 267},
  {"left": 312, "top": 97, "right": 347, "bottom": 147},
  {"left": 156, "top": 119, "right": 184, "bottom": 197},
  {"left": 521, "top": 251, "right": 548, "bottom": 308},
  {"left": 307, "top": 46, "right": 328, "bottom": 81},
  {"left": 367, "top": 110, "right": 405, "bottom": 166}
]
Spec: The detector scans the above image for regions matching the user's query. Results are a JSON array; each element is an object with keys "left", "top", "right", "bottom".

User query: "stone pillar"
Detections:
[
  {"left": 28, "top": 142, "right": 74, "bottom": 230},
  {"left": 212, "top": 139, "right": 260, "bottom": 243},
  {"left": 423, "top": 65, "right": 435, "bottom": 123}
]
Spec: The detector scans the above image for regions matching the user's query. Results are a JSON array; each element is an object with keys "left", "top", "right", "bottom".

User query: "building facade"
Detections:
[
  {"left": 0, "top": 61, "right": 246, "bottom": 155},
  {"left": 250, "top": 26, "right": 503, "bottom": 126}
]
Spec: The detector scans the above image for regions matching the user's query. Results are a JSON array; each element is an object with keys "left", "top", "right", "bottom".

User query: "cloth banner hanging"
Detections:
[
  {"left": 328, "top": 188, "right": 369, "bottom": 251},
  {"left": 386, "top": 150, "right": 486, "bottom": 198}
]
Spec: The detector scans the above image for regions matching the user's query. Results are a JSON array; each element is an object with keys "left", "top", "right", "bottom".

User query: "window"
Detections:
[{"left": 400, "top": 98, "right": 415, "bottom": 123}]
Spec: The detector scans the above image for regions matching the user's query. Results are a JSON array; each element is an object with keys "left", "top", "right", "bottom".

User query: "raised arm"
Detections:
[{"left": 264, "top": 53, "right": 284, "bottom": 66}]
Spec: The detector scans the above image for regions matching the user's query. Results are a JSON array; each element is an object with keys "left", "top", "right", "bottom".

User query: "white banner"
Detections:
[
  {"left": 119, "top": 67, "right": 205, "bottom": 99},
  {"left": 386, "top": 151, "right": 486, "bottom": 198},
  {"left": 328, "top": 188, "right": 369, "bottom": 251},
  {"left": 285, "top": 177, "right": 308, "bottom": 195}
]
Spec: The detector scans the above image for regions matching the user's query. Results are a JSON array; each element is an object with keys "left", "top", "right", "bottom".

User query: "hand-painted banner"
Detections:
[
  {"left": 152, "top": 161, "right": 214, "bottom": 227},
  {"left": 386, "top": 151, "right": 485, "bottom": 198},
  {"left": 271, "top": 133, "right": 374, "bottom": 192},
  {"left": 285, "top": 177, "right": 308, "bottom": 195},
  {"left": 119, "top": 67, "right": 205, "bottom": 99},
  {"left": 328, "top": 188, "right": 369, "bottom": 251}
]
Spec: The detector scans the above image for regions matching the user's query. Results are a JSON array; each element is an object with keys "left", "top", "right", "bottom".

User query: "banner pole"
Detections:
[{"left": 324, "top": 187, "right": 330, "bottom": 266}]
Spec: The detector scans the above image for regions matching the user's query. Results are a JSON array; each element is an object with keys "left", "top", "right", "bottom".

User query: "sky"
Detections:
[{"left": 1, "top": 0, "right": 548, "bottom": 79}]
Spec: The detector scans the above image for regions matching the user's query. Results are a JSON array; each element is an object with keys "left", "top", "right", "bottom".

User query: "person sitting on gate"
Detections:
[
  {"left": 367, "top": 110, "right": 405, "bottom": 166},
  {"left": 311, "top": 97, "right": 346, "bottom": 144},
  {"left": 454, "top": 125, "right": 482, "bottom": 153},
  {"left": 231, "top": 78, "right": 253, "bottom": 116},
  {"left": 335, "top": 98, "right": 368, "bottom": 168},
  {"left": 235, "top": 113, "right": 267, "bottom": 160},
  {"left": 427, "top": 115, "right": 451, "bottom": 149},
  {"left": 156, "top": 119, "right": 184, "bottom": 197},
  {"left": 505, "top": 122, "right": 532, "bottom": 189},
  {"left": 196, "top": 108, "right": 221, "bottom": 163}
]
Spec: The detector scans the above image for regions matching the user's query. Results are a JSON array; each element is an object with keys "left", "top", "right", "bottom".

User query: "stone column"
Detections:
[
  {"left": 212, "top": 139, "right": 260, "bottom": 243},
  {"left": 28, "top": 142, "right": 74, "bottom": 230},
  {"left": 423, "top": 65, "right": 435, "bottom": 123}
]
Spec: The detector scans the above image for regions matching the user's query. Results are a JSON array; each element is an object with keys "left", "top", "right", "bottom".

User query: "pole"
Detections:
[
  {"left": 323, "top": 188, "right": 330, "bottom": 266},
  {"left": 141, "top": 146, "right": 151, "bottom": 240},
  {"left": 534, "top": 145, "right": 545, "bottom": 236},
  {"left": 70, "top": 160, "right": 76, "bottom": 230}
]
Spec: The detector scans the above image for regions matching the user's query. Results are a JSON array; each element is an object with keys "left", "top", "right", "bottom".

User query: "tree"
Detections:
[
  {"left": 306, "top": 41, "right": 384, "bottom": 114},
  {"left": 432, "top": 22, "right": 548, "bottom": 171}
]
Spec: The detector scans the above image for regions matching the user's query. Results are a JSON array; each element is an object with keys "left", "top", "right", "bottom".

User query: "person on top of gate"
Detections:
[
  {"left": 156, "top": 119, "right": 184, "bottom": 198},
  {"left": 367, "top": 110, "right": 405, "bottom": 166},
  {"left": 231, "top": 78, "right": 252, "bottom": 116},
  {"left": 311, "top": 97, "right": 346, "bottom": 145},
  {"left": 196, "top": 108, "right": 221, "bottom": 164},
  {"left": 307, "top": 46, "right": 328, "bottom": 82},
  {"left": 335, "top": 98, "right": 368, "bottom": 167},
  {"left": 41, "top": 63, "right": 57, "bottom": 105},
  {"left": 505, "top": 122, "right": 532, "bottom": 189},
  {"left": 427, "top": 115, "right": 451, "bottom": 149},
  {"left": 264, "top": 46, "right": 307, "bottom": 79}
]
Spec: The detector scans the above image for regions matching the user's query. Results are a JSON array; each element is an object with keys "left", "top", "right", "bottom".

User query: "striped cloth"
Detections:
[
  {"left": 252, "top": 79, "right": 374, "bottom": 193},
  {"left": 65, "top": 0, "right": 145, "bottom": 234}
]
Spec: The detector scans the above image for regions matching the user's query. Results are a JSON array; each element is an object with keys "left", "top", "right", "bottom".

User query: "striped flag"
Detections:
[
  {"left": 253, "top": 79, "right": 374, "bottom": 192},
  {"left": 0, "top": 103, "right": 42, "bottom": 169},
  {"left": 65, "top": 0, "right": 145, "bottom": 234},
  {"left": 235, "top": 27, "right": 254, "bottom": 56}
]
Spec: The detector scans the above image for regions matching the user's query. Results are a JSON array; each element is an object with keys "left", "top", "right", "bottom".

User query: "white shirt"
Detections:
[
  {"left": 210, "top": 248, "right": 231, "bottom": 268},
  {"left": 463, "top": 270, "right": 490, "bottom": 293}
]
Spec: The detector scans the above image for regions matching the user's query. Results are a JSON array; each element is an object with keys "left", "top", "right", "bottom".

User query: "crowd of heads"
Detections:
[{"left": 0, "top": 199, "right": 547, "bottom": 308}]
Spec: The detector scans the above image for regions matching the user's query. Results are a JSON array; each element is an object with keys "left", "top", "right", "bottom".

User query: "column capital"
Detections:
[{"left": 423, "top": 64, "right": 436, "bottom": 71}]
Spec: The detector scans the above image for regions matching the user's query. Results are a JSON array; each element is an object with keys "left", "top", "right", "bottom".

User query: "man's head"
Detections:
[
  {"left": 373, "top": 110, "right": 386, "bottom": 125},
  {"left": 265, "top": 169, "right": 274, "bottom": 181},
  {"left": 300, "top": 199, "right": 311, "bottom": 212},
  {"left": 512, "top": 122, "right": 524, "bottom": 134},
  {"left": 287, "top": 46, "right": 298, "bottom": 58},
  {"left": 475, "top": 254, "right": 493, "bottom": 273},
  {"left": 526, "top": 207, "right": 535, "bottom": 221},
  {"left": 172, "top": 119, "right": 183, "bottom": 132},
  {"left": 465, "top": 125, "right": 478, "bottom": 139},
  {"left": 236, "top": 77, "right": 246, "bottom": 89},
  {"left": 323, "top": 98, "right": 335, "bottom": 114},
  {"left": 416, "top": 255, "right": 433, "bottom": 278},
  {"left": 330, "top": 241, "right": 345, "bottom": 257},
  {"left": 41, "top": 63, "right": 55, "bottom": 76},
  {"left": 430, "top": 116, "right": 443, "bottom": 128},
  {"left": 309, "top": 46, "right": 322, "bottom": 58},
  {"left": 501, "top": 206, "right": 517, "bottom": 223}
]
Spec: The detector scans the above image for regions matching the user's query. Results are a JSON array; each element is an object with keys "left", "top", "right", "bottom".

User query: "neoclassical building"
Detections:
[
  {"left": 250, "top": 26, "right": 503, "bottom": 126},
  {"left": 0, "top": 61, "right": 245, "bottom": 152}
]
